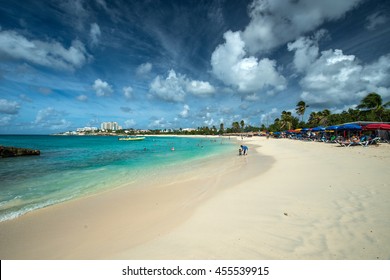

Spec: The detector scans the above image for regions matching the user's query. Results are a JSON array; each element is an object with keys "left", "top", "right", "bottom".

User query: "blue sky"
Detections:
[{"left": 0, "top": 0, "right": 390, "bottom": 134}]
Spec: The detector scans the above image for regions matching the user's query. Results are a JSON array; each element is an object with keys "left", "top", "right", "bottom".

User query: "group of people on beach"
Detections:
[{"left": 239, "top": 145, "right": 248, "bottom": 156}]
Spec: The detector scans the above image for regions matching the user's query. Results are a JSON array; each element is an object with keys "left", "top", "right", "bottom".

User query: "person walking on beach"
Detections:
[{"left": 240, "top": 145, "right": 248, "bottom": 155}]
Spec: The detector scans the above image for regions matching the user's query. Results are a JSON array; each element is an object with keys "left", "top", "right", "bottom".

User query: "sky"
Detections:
[{"left": 0, "top": 0, "right": 390, "bottom": 134}]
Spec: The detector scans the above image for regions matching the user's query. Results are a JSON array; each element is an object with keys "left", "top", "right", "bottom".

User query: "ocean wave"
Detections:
[{"left": 0, "top": 196, "right": 73, "bottom": 222}]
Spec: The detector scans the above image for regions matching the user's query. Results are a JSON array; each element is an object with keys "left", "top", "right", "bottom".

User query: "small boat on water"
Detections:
[{"left": 118, "top": 136, "right": 145, "bottom": 141}]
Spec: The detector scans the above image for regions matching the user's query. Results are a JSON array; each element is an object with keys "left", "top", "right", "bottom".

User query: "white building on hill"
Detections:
[{"left": 101, "top": 122, "right": 121, "bottom": 131}]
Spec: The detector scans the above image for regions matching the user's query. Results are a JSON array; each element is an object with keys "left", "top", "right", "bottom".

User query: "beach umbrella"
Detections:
[
  {"left": 336, "top": 124, "right": 362, "bottom": 130},
  {"left": 337, "top": 123, "right": 362, "bottom": 138},
  {"left": 301, "top": 128, "right": 311, "bottom": 132},
  {"left": 364, "top": 123, "right": 390, "bottom": 130},
  {"left": 325, "top": 125, "right": 339, "bottom": 130},
  {"left": 311, "top": 126, "right": 325, "bottom": 132}
]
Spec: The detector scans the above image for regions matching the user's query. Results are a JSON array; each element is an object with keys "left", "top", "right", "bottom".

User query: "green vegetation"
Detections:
[
  {"left": 137, "top": 92, "right": 390, "bottom": 135},
  {"left": 222, "top": 92, "right": 389, "bottom": 134},
  {"left": 295, "top": 100, "right": 309, "bottom": 122},
  {"left": 265, "top": 92, "right": 390, "bottom": 132}
]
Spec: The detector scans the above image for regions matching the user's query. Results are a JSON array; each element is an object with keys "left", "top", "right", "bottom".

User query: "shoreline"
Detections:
[
  {"left": 0, "top": 138, "right": 273, "bottom": 259},
  {"left": 0, "top": 134, "right": 236, "bottom": 223},
  {"left": 0, "top": 137, "right": 389, "bottom": 259}
]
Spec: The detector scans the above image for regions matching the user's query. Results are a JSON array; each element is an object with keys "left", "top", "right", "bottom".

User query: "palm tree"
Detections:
[
  {"left": 357, "top": 92, "right": 390, "bottom": 121},
  {"left": 270, "top": 118, "right": 281, "bottom": 132},
  {"left": 240, "top": 120, "right": 245, "bottom": 131},
  {"left": 232, "top": 121, "right": 240, "bottom": 133},
  {"left": 295, "top": 101, "right": 309, "bottom": 122},
  {"left": 280, "top": 111, "right": 293, "bottom": 130},
  {"left": 319, "top": 109, "right": 331, "bottom": 126},
  {"left": 307, "top": 109, "right": 331, "bottom": 126},
  {"left": 308, "top": 111, "right": 322, "bottom": 127},
  {"left": 219, "top": 123, "right": 224, "bottom": 135},
  {"left": 357, "top": 92, "right": 384, "bottom": 111}
]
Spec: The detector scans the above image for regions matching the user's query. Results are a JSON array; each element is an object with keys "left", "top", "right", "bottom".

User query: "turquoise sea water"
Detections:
[{"left": 0, "top": 135, "right": 235, "bottom": 222}]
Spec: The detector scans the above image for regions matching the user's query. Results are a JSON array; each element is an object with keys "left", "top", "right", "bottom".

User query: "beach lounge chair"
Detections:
[
  {"left": 349, "top": 141, "right": 364, "bottom": 147},
  {"left": 336, "top": 138, "right": 363, "bottom": 147},
  {"left": 326, "top": 135, "right": 337, "bottom": 143},
  {"left": 363, "top": 137, "right": 381, "bottom": 147},
  {"left": 336, "top": 139, "right": 350, "bottom": 147}
]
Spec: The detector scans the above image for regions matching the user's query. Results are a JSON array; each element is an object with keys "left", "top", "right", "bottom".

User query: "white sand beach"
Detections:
[{"left": 0, "top": 136, "right": 389, "bottom": 259}]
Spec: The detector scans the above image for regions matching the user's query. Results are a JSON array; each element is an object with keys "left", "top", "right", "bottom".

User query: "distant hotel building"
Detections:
[
  {"left": 76, "top": 126, "right": 98, "bottom": 132},
  {"left": 101, "top": 122, "right": 122, "bottom": 131}
]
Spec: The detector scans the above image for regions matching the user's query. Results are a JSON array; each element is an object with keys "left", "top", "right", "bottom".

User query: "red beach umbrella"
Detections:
[{"left": 364, "top": 123, "right": 390, "bottom": 130}]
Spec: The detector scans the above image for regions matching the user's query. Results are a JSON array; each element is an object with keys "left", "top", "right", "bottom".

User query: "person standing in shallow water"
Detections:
[{"left": 240, "top": 145, "right": 248, "bottom": 155}]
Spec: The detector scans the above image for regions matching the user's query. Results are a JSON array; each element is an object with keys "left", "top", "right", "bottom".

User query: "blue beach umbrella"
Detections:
[
  {"left": 337, "top": 123, "right": 363, "bottom": 138},
  {"left": 311, "top": 126, "right": 325, "bottom": 132},
  {"left": 301, "top": 128, "right": 311, "bottom": 132},
  {"left": 337, "top": 124, "right": 362, "bottom": 130},
  {"left": 326, "top": 125, "right": 339, "bottom": 130}
]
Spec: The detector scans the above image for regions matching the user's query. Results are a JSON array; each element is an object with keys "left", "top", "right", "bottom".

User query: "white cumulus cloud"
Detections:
[
  {"left": 34, "top": 107, "right": 71, "bottom": 130},
  {"left": 89, "top": 23, "right": 101, "bottom": 46},
  {"left": 0, "top": 116, "right": 12, "bottom": 126},
  {"left": 241, "top": 0, "right": 362, "bottom": 54},
  {"left": 124, "top": 119, "right": 136, "bottom": 128},
  {"left": 123, "top": 86, "right": 133, "bottom": 99},
  {"left": 0, "top": 99, "right": 20, "bottom": 114},
  {"left": 136, "top": 62, "right": 153, "bottom": 76},
  {"left": 260, "top": 108, "right": 278, "bottom": 125},
  {"left": 93, "top": 79, "right": 113, "bottom": 97},
  {"left": 288, "top": 34, "right": 390, "bottom": 107},
  {"left": 186, "top": 80, "right": 215, "bottom": 97},
  {"left": 211, "top": 31, "right": 286, "bottom": 93},
  {"left": 149, "top": 69, "right": 215, "bottom": 102},
  {"left": 287, "top": 30, "right": 326, "bottom": 73},
  {"left": 148, "top": 117, "right": 171, "bottom": 128},
  {"left": 0, "top": 29, "right": 89, "bottom": 70},
  {"left": 179, "top": 104, "right": 190, "bottom": 118},
  {"left": 203, "top": 117, "right": 215, "bottom": 127},
  {"left": 77, "top": 94, "right": 88, "bottom": 101},
  {"left": 149, "top": 70, "right": 186, "bottom": 102}
]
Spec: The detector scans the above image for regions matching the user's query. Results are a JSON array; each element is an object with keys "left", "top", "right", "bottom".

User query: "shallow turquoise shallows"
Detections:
[{"left": 0, "top": 135, "right": 235, "bottom": 221}]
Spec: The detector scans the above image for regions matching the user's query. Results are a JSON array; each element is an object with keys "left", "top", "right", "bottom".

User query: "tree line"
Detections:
[
  {"left": 267, "top": 92, "right": 390, "bottom": 132},
  {"left": 116, "top": 92, "right": 390, "bottom": 135},
  {"left": 210, "top": 92, "right": 389, "bottom": 134}
]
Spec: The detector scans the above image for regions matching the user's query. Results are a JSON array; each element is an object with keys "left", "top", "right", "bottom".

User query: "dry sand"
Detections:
[{"left": 0, "top": 137, "right": 389, "bottom": 259}]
